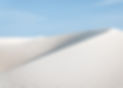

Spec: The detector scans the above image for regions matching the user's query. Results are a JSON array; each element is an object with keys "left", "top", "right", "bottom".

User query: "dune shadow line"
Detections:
[
  {"left": 12, "top": 29, "right": 109, "bottom": 70},
  {"left": 24, "top": 29, "right": 109, "bottom": 62}
]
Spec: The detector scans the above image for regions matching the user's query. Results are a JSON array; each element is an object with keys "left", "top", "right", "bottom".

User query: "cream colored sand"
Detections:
[
  {"left": 0, "top": 29, "right": 106, "bottom": 71},
  {"left": 0, "top": 28, "right": 123, "bottom": 88}
]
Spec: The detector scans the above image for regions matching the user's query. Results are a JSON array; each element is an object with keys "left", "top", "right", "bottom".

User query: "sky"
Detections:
[{"left": 0, "top": 0, "right": 123, "bottom": 36}]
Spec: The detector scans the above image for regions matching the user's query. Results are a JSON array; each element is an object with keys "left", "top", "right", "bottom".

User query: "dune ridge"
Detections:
[
  {"left": 0, "top": 28, "right": 123, "bottom": 88},
  {"left": 0, "top": 29, "right": 109, "bottom": 71}
]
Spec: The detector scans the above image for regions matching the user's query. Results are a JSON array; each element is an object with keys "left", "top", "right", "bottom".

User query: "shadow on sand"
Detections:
[{"left": 10, "top": 29, "right": 109, "bottom": 71}]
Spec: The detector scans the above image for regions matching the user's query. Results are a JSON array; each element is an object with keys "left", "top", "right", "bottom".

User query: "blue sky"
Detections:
[{"left": 0, "top": 0, "right": 123, "bottom": 36}]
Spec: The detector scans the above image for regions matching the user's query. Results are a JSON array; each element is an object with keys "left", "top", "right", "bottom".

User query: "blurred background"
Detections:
[{"left": 0, "top": 0, "right": 123, "bottom": 36}]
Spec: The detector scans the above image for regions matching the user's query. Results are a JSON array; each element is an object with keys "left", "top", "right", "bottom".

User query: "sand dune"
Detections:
[
  {"left": 0, "top": 29, "right": 107, "bottom": 71},
  {"left": 0, "top": 28, "right": 123, "bottom": 88}
]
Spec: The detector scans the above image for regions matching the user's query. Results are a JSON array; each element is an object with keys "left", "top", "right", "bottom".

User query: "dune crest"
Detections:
[
  {"left": 0, "top": 29, "right": 109, "bottom": 71},
  {"left": 0, "top": 28, "right": 123, "bottom": 88}
]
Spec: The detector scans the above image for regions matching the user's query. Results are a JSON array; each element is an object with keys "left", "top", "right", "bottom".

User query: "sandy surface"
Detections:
[{"left": 0, "top": 28, "right": 123, "bottom": 88}]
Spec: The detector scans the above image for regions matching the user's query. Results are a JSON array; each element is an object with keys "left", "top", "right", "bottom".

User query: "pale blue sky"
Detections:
[{"left": 0, "top": 0, "right": 123, "bottom": 36}]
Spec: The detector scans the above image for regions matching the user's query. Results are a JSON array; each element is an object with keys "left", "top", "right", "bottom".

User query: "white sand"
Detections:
[
  {"left": 0, "top": 28, "right": 123, "bottom": 88},
  {"left": 0, "top": 35, "right": 81, "bottom": 71},
  {"left": 0, "top": 29, "right": 106, "bottom": 71}
]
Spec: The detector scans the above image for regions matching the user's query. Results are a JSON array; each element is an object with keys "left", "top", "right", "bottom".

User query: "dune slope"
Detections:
[
  {"left": 0, "top": 29, "right": 123, "bottom": 88},
  {"left": 0, "top": 29, "right": 107, "bottom": 71}
]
